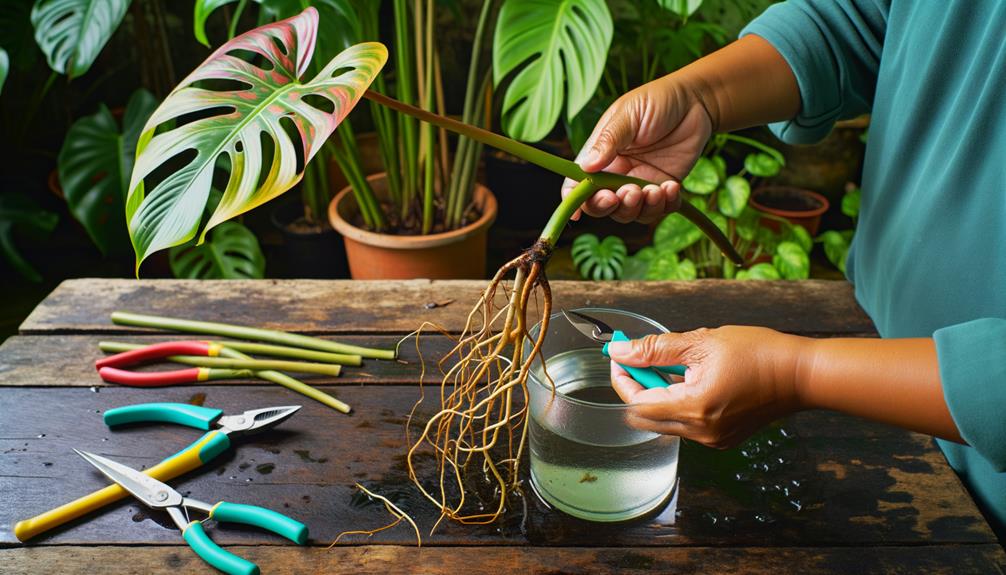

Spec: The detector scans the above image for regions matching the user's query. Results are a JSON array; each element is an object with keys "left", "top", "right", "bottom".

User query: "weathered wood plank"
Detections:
[
  {"left": 1, "top": 386, "right": 992, "bottom": 547},
  {"left": 4, "top": 545, "right": 1006, "bottom": 575},
  {"left": 19, "top": 279, "right": 876, "bottom": 336},
  {"left": 0, "top": 335, "right": 455, "bottom": 387}
]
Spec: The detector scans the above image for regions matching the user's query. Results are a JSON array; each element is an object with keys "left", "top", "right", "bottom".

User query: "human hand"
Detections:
[
  {"left": 606, "top": 326, "right": 805, "bottom": 448},
  {"left": 561, "top": 75, "right": 714, "bottom": 224}
]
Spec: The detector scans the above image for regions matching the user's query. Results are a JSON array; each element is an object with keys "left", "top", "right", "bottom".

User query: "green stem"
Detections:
[
  {"left": 363, "top": 90, "right": 743, "bottom": 264},
  {"left": 98, "top": 341, "right": 351, "bottom": 413},
  {"left": 420, "top": 0, "right": 435, "bottom": 234},
  {"left": 393, "top": 0, "right": 418, "bottom": 222},
  {"left": 541, "top": 179, "right": 598, "bottom": 245},
  {"left": 110, "top": 311, "right": 397, "bottom": 359},
  {"left": 721, "top": 133, "right": 785, "bottom": 165},
  {"left": 227, "top": 0, "right": 248, "bottom": 40}
]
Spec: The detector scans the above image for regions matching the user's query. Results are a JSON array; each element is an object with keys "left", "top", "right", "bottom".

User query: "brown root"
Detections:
[{"left": 405, "top": 244, "right": 554, "bottom": 525}]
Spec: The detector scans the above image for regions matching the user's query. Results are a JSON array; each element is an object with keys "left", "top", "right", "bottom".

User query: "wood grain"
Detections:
[
  {"left": 19, "top": 279, "right": 876, "bottom": 336},
  {"left": 1, "top": 386, "right": 993, "bottom": 547},
  {"left": 4, "top": 545, "right": 1005, "bottom": 575}
]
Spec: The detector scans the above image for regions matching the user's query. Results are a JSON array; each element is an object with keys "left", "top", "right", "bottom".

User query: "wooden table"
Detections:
[{"left": 2, "top": 279, "right": 1003, "bottom": 574}]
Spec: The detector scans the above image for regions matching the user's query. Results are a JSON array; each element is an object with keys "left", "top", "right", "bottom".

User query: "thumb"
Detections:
[
  {"left": 578, "top": 101, "right": 635, "bottom": 172},
  {"left": 607, "top": 332, "right": 696, "bottom": 367}
]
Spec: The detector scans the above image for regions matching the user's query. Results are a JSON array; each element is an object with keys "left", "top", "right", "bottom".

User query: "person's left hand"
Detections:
[{"left": 606, "top": 326, "right": 806, "bottom": 448}]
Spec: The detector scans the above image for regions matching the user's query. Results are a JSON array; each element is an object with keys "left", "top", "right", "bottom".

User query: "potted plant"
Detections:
[{"left": 568, "top": 134, "right": 813, "bottom": 281}]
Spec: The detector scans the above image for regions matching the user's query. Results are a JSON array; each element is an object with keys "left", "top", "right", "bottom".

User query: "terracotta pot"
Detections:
[
  {"left": 750, "top": 186, "right": 830, "bottom": 235},
  {"left": 328, "top": 173, "right": 497, "bottom": 279}
]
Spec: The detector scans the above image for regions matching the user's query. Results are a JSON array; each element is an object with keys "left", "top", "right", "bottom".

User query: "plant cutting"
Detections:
[
  {"left": 121, "top": 8, "right": 739, "bottom": 524},
  {"left": 816, "top": 182, "right": 860, "bottom": 274}
]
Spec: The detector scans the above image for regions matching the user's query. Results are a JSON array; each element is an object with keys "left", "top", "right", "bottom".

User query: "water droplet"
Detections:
[
  {"left": 772, "top": 484, "right": 783, "bottom": 492},
  {"left": 94, "top": 409, "right": 101, "bottom": 414},
  {"left": 754, "top": 513, "right": 774, "bottom": 523},
  {"left": 740, "top": 449, "right": 751, "bottom": 458},
  {"left": 789, "top": 499, "right": 803, "bottom": 511},
  {"left": 777, "top": 457, "right": 786, "bottom": 464},
  {"left": 101, "top": 437, "right": 108, "bottom": 442},
  {"left": 734, "top": 472, "right": 751, "bottom": 482},
  {"left": 758, "top": 485, "right": 769, "bottom": 493},
  {"left": 245, "top": 477, "right": 253, "bottom": 482},
  {"left": 790, "top": 479, "right": 802, "bottom": 487},
  {"left": 42, "top": 462, "right": 52, "bottom": 467},
  {"left": 783, "top": 487, "right": 790, "bottom": 497},
  {"left": 89, "top": 386, "right": 100, "bottom": 393},
  {"left": 760, "top": 463, "right": 770, "bottom": 472},
  {"left": 766, "top": 439, "right": 776, "bottom": 447},
  {"left": 229, "top": 476, "right": 237, "bottom": 480},
  {"left": 37, "top": 434, "right": 45, "bottom": 438},
  {"left": 779, "top": 428, "right": 790, "bottom": 438},
  {"left": 255, "top": 463, "right": 275, "bottom": 475}
]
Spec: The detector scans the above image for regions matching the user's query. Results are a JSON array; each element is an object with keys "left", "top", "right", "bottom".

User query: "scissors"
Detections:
[
  {"left": 14, "top": 403, "right": 300, "bottom": 542},
  {"left": 75, "top": 449, "right": 308, "bottom": 575},
  {"left": 95, "top": 341, "right": 255, "bottom": 386},
  {"left": 562, "top": 309, "right": 687, "bottom": 389}
]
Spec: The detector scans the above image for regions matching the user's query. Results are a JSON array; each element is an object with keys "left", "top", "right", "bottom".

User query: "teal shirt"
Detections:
[{"left": 742, "top": 1, "right": 1006, "bottom": 537}]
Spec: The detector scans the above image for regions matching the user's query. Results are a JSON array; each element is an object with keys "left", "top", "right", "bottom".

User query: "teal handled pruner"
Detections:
[
  {"left": 562, "top": 309, "right": 686, "bottom": 389},
  {"left": 75, "top": 449, "right": 308, "bottom": 575},
  {"left": 14, "top": 403, "right": 300, "bottom": 542}
]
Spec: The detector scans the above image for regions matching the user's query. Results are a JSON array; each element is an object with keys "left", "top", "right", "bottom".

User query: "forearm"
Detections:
[
  {"left": 673, "top": 34, "right": 800, "bottom": 133},
  {"left": 794, "top": 337, "right": 964, "bottom": 443}
]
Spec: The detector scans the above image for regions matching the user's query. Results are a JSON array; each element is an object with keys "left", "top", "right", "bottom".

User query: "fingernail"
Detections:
[
  {"left": 579, "top": 148, "right": 600, "bottom": 168},
  {"left": 624, "top": 191, "right": 641, "bottom": 208},
  {"left": 607, "top": 341, "right": 630, "bottom": 356},
  {"left": 597, "top": 196, "right": 617, "bottom": 210}
]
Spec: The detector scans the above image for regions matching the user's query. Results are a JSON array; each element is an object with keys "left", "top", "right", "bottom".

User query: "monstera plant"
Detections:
[{"left": 30, "top": 0, "right": 131, "bottom": 79}]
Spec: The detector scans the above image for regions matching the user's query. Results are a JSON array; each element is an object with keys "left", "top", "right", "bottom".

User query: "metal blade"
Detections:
[
  {"left": 217, "top": 405, "right": 301, "bottom": 435},
  {"left": 73, "top": 449, "right": 182, "bottom": 510},
  {"left": 561, "top": 309, "right": 613, "bottom": 343}
]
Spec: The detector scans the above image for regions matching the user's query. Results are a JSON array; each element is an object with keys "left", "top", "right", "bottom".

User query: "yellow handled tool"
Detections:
[{"left": 14, "top": 403, "right": 299, "bottom": 541}]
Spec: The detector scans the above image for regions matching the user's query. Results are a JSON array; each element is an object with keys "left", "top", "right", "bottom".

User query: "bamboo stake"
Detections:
[{"left": 110, "top": 312, "right": 397, "bottom": 360}]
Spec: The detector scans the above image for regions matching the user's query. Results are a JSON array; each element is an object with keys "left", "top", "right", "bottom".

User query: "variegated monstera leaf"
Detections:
[{"left": 126, "top": 7, "right": 386, "bottom": 272}]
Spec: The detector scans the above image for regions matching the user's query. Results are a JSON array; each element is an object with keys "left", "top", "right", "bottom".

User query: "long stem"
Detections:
[
  {"left": 110, "top": 311, "right": 396, "bottom": 359},
  {"left": 541, "top": 179, "right": 598, "bottom": 244},
  {"left": 420, "top": 0, "right": 435, "bottom": 234},
  {"left": 394, "top": 0, "right": 419, "bottom": 222},
  {"left": 363, "top": 90, "right": 743, "bottom": 264},
  {"left": 98, "top": 341, "right": 352, "bottom": 413}
]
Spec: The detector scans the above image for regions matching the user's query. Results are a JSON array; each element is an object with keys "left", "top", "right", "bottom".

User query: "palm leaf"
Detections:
[
  {"left": 126, "top": 8, "right": 386, "bottom": 272},
  {"left": 30, "top": 0, "right": 132, "bottom": 78},
  {"left": 493, "top": 0, "right": 612, "bottom": 142}
]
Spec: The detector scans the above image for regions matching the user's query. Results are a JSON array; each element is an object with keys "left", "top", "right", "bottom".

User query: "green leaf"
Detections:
[
  {"left": 682, "top": 157, "right": 719, "bottom": 194},
  {"left": 58, "top": 89, "right": 156, "bottom": 255},
  {"left": 493, "top": 0, "right": 612, "bottom": 142},
  {"left": 126, "top": 9, "right": 387, "bottom": 273},
  {"left": 718, "top": 175, "right": 750, "bottom": 218},
  {"left": 773, "top": 240, "right": 809, "bottom": 280},
  {"left": 0, "top": 193, "right": 58, "bottom": 282},
  {"left": 654, "top": 211, "right": 703, "bottom": 253},
  {"left": 169, "top": 221, "right": 265, "bottom": 279},
  {"left": 817, "top": 229, "right": 851, "bottom": 273},
  {"left": 622, "top": 250, "right": 651, "bottom": 280},
  {"left": 657, "top": 0, "right": 703, "bottom": 17},
  {"left": 736, "top": 262, "right": 780, "bottom": 281},
  {"left": 645, "top": 248, "right": 696, "bottom": 280},
  {"left": 572, "top": 233, "right": 627, "bottom": 280},
  {"left": 711, "top": 154, "right": 726, "bottom": 182},
  {"left": 194, "top": 0, "right": 240, "bottom": 47},
  {"left": 31, "top": 0, "right": 132, "bottom": 78},
  {"left": 0, "top": 48, "right": 8, "bottom": 94},
  {"left": 842, "top": 184, "right": 861, "bottom": 219},
  {"left": 744, "top": 152, "right": 781, "bottom": 178},
  {"left": 784, "top": 223, "right": 813, "bottom": 253},
  {"left": 735, "top": 205, "right": 759, "bottom": 241}
]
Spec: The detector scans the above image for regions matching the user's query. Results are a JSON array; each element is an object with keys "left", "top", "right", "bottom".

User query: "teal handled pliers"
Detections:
[
  {"left": 75, "top": 449, "right": 308, "bottom": 575},
  {"left": 14, "top": 403, "right": 300, "bottom": 542},
  {"left": 562, "top": 309, "right": 686, "bottom": 389}
]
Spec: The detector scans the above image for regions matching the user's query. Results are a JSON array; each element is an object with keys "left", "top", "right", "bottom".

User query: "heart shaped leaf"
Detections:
[
  {"left": 682, "top": 157, "right": 719, "bottom": 194},
  {"left": 654, "top": 211, "right": 703, "bottom": 254},
  {"left": 717, "top": 175, "right": 750, "bottom": 218},
  {"left": 31, "top": 0, "right": 132, "bottom": 78},
  {"left": 744, "top": 152, "right": 781, "bottom": 178},
  {"left": 126, "top": 8, "right": 387, "bottom": 272},
  {"left": 169, "top": 221, "right": 265, "bottom": 279},
  {"left": 773, "top": 240, "right": 809, "bottom": 280},
  {"left": 657, "top": 0, "right": 703, "bottom": 17},
  {"left": 58, "top": 89, "right": 156, "bottom": 255},
  {"left": 493, "top": 0, "right": 612, "bottom": 142},
  {"left": 736, "top": 262, "right": 781, "bottom": 281}
]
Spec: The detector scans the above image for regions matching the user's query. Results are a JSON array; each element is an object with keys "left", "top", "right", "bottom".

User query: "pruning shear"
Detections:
[
  {"left": 75, "top": 449, "right": 308, "bottom": 575},
  {"left": 14, "top": 402, "right": 300, "bottom": 542},
  {"left": 95, "top": 341, "right": 252, "bottom": 386},
  {"left": 562, "top": 309, "right": 687, "bottom": 389}
]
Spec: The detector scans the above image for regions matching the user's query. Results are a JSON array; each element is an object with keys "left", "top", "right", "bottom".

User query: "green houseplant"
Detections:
[{"left": 123, "top": 7, "right": 740, "bottom": 524}]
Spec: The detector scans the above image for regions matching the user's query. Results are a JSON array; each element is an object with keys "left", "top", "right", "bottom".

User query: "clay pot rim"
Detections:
[
  {"left": 328, "top": 172, "right": 497, "bottom": 250},
  {"left": 750, "top": 186, "right": 830, "bottom": 219}
]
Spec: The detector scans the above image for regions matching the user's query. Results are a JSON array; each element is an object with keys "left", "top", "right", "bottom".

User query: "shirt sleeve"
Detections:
[
  {"left": 934, "top": 318, "right": 1006, "bottom": 472},
  {"left": 739, "top": 0, "right": 888, "bottom": 144}
]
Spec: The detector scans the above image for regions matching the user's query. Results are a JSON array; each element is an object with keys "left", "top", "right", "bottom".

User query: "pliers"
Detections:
[
  {"left": 14, "top": 402, "right": 300, "bottom": 541},
  {"left": 76, "top": 449, "right": 307, "bottom": 575},
  {"left": 96, "top": 341, "right": 253, "bottom": 386}
]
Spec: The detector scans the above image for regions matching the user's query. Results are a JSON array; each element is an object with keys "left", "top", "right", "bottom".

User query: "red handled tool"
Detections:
[{"left": 95, "top": 341, "right": 252, "bottom": 386}]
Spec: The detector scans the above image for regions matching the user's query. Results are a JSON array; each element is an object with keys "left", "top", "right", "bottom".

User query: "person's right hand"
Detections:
[{"left": 562, "top": 75, "right": 715, "bottom": 224}]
